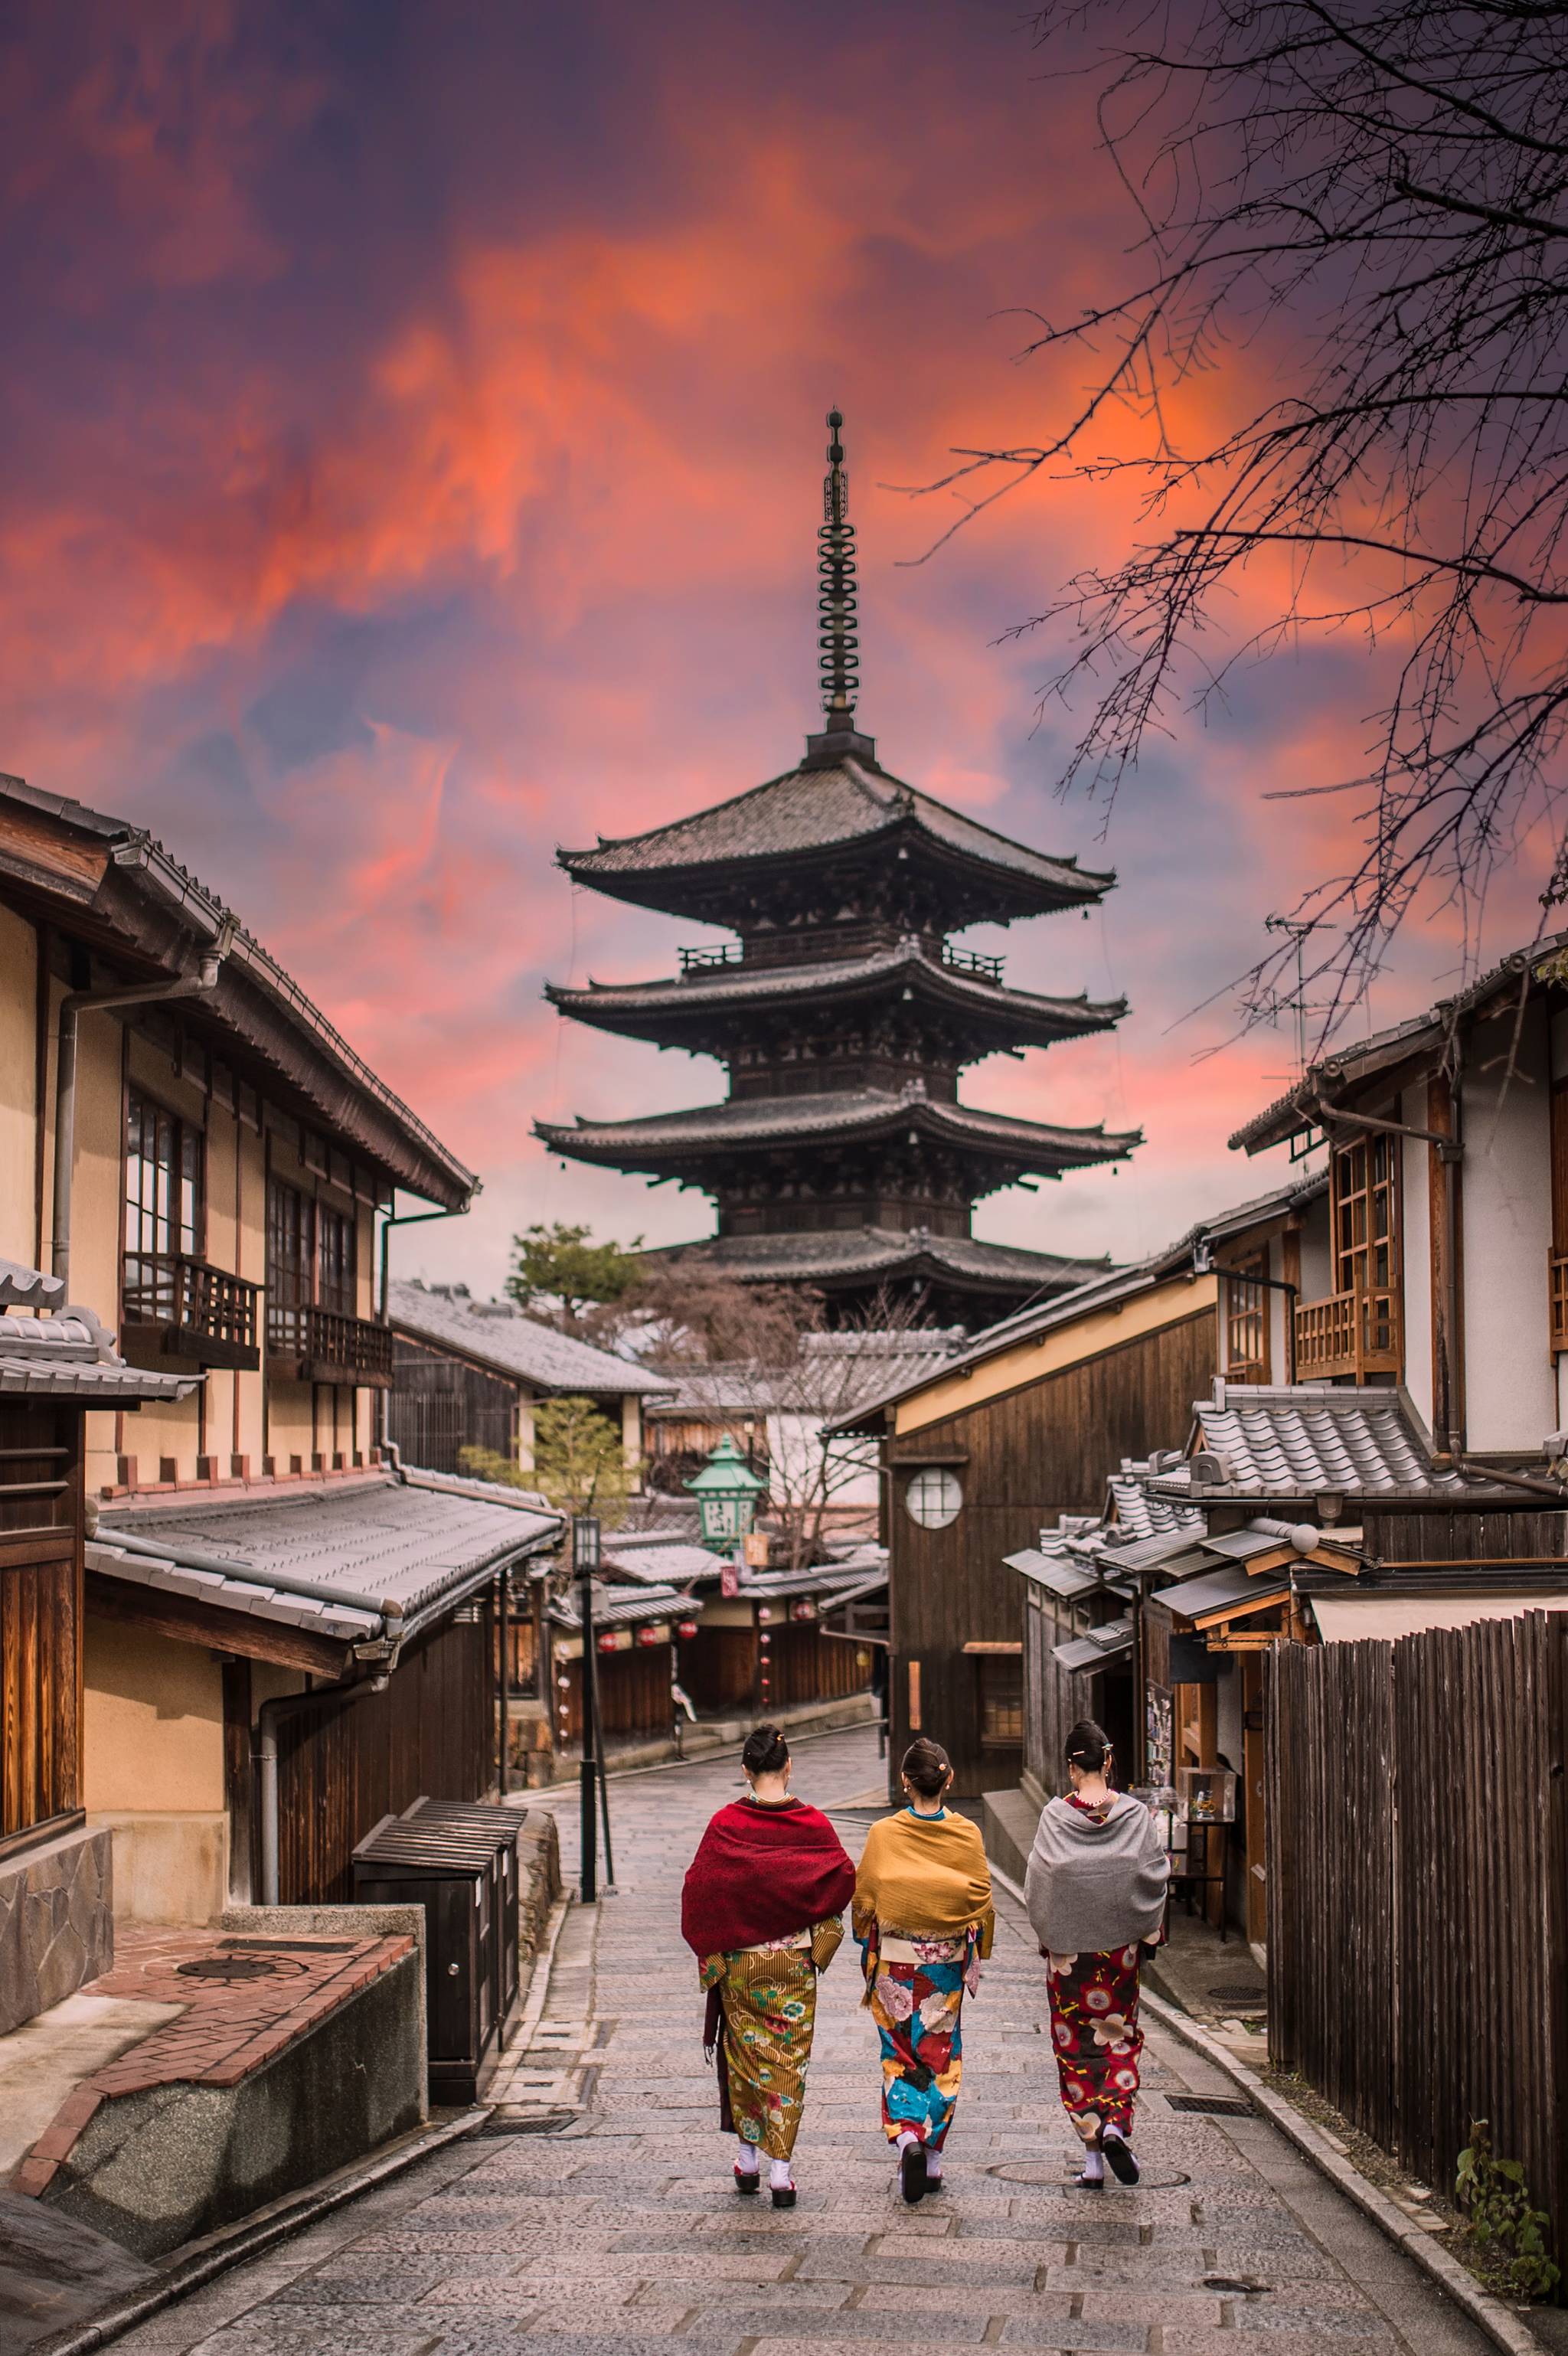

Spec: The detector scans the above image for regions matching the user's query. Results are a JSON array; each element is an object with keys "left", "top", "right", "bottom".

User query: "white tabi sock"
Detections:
[
  {"left": 769, "top": 2156, "right": 793, "bottom": 2191},
  {"left": 926, "top": 2152, "right": 943, "bottom": 2181},
  {"left": 1080, "top": 2149, "right": 1104, "bottom": 2184},
  {"left": 736, "top": 2141, "right": 759, "bottom": 2174}
]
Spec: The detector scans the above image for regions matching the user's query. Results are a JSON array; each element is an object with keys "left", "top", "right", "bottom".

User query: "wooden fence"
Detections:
[{"left": 1267, "top": 1615, "right": 1568, "bottom": 2250}]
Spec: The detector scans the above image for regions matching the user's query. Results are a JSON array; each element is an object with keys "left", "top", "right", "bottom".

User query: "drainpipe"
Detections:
[
  {"left": 256, "top": 1666, "right": 393, "bottom": 1905},
  {"left": 51, "top": 925, "right": 234, "bottom": 1290}
]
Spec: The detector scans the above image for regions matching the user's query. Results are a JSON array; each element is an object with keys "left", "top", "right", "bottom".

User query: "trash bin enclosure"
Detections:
[{"left": 351, "top": 1796, "right": 524, "bottom": 2101}]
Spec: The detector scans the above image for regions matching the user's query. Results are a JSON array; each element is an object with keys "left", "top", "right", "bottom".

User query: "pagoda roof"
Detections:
[
  {"left": 546, "top": 940, "right": 1125, "bottom": 1051},
  {"left": 559, "top": 750, "right": 1112, "bottom": 922},
  {"left": 638, "top": 1226, "right": 1109, "bottom": 1302},
  {"left": 535, "top": 1084, "right": 1140, "bottom": 1175}
]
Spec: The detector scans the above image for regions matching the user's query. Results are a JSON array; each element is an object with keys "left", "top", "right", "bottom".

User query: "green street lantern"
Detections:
[{"left": 685, "top": 1433, "right": 766, "bottom": 1547}]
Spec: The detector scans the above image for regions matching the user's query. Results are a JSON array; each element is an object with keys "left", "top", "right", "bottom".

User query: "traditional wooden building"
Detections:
[
  {"left": 0, "top": 1260, "right": 195, "bottom": 2031},
  {"left": 386, "top": 1277, "right": 664, "bottom": 1478},
  {"left": 0, "top": 771, "right": 564, "bottom": 1925},
  {"left": 835, "top": 1178, "right": 1327, "bottom": 1796},
  {"left": 537, "top": 413, "right": 1137, "bottom": 1328}
]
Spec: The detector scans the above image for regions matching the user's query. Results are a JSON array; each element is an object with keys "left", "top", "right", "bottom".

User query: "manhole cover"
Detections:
[
  {"left": 1166, "top": 2093, "right": 1253, "bottom": 2118},
  {"left": 1208, "top": 1982, "right": 1266, "bottom": 2004},
  {"left": 177, "top": 1955, "right": 279, "bottom": 1982}
]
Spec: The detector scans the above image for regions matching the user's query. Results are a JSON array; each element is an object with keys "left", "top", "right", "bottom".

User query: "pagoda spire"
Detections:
[
  {"left": 818, "top": 408, "right": 859, "bottom": 727},
  {"left": 807, "top": 409, "right": 875, "bottom": 765}
]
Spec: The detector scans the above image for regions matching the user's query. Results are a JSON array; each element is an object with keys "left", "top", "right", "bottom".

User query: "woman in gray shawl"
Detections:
[{"left": 1024, "top": 1719, "right": 1168, "bottom": 2187}]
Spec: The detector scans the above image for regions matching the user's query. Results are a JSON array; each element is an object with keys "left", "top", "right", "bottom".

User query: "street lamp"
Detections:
[
  {"left": 684, "top": 1433, "right": 767, "bottom": 1548},
  {"left": 572, "top": 1513, "right": 602, "bottom": 1903}
]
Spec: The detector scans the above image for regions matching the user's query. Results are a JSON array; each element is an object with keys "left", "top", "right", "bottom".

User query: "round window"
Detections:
[{"left": 905, "top": 1466, "right": 962, "bottom": 1529}]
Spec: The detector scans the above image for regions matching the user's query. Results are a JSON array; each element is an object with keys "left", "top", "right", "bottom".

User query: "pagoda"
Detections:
[{"left": 537, "top": 412, "right": 1140, "bottom": 1327}]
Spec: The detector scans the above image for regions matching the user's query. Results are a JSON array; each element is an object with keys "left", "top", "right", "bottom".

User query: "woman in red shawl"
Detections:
[{"left": 681, "top": 1724, "right": 856, "bottom": 2207}]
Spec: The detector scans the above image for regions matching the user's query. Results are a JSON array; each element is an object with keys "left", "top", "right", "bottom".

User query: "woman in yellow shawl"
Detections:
[{"left": 854, "top": 1737, "right": 994, "bottom": 2204}]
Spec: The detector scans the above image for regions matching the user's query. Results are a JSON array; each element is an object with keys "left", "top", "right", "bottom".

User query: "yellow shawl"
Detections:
[{"left": 853, "top": 1809, "right": 995, "bottom": 1957}]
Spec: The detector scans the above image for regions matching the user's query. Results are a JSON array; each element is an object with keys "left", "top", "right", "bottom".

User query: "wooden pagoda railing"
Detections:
[
  {"left": 678, "top": 943, "right": 745, "bottom": 975},
  {"left": 1293, "top": 1282, "right": 1402, "bottom": 1382},
  {"left": 122, "top": 1253, "right": 261, "bottom": 1370},
  {"left": 942, "top": 946, "right": 1004, "bottom": 984}
]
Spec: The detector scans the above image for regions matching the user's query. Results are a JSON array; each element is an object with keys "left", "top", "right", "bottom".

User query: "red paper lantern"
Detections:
[
  {"left": 636, "top": 1625, "right": 663, "bottom": 1647},
  {"left": 677, "top": 1619, "right": 699, "bottom": 1640},
  {"left": 596, "top": 1631, "right": 618, "bottom": 1653}
]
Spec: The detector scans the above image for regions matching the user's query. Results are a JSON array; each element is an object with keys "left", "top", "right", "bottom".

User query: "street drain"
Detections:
[
  {"left": 1208, "top": 1983, "right": 1266, "bottom": 2004},
  {"left": 1165, "top": 2093, "right": 1253, "bottom": 2117},
  {"left": 177, "top": 1955, "right": 281, "bottom": 1982},
  {"left": 477, "top": 2107, "right": 576, "bottom": 2137},
  {"left": 1204, "top": 2276, "right": 1270, "bottom": 2296}
]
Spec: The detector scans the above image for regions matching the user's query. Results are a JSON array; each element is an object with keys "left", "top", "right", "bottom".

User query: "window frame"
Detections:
[
  {"left": 1222, "top": 1249, "right": 1271, "bottom": 1384},
  {"left": 1331, "top": 1132, "right": 1403, "bottom": 1361},
  {"left": 903, "top": 1466, "right": 962, "bottom": 1530},
  {"left": 122, "top": 1085, "right": 206, "bottom": 1328}
]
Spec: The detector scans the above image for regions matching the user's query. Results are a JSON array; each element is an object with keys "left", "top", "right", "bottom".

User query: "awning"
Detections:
[
  {"left": 1152, "top": 1561, "right": 1290, "bottom": 1626},
  {"left": 1004, "top": 1547, "right": 1103, "bottom": 1601},
  {"left": 1310, "top": 1592, "right": 1568, "bottom": 1643},
  {"left": 1053, "top": 1619, "right": 1135, "bottom": 1672}
]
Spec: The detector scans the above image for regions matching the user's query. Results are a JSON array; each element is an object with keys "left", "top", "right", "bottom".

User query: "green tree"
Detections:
[
  {"left": 506, "top": 1221, "right": 644, "bottom": 1335},
  {"left": 531, "top": 1394, "right": 639, "bottom": 1524}
]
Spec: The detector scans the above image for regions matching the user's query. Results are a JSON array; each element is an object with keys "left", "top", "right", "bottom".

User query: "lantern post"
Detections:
[
  {"left": 572, "top": 1512, "right": 601, "bottom": 1903},
  {"left": 686, "top": 1434, "right": 769, "bottom": 1707}
]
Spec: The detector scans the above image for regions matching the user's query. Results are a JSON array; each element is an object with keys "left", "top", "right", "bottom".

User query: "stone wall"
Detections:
[{"left": 0, "top": 1825, "right": 113, "bottom": 2037}]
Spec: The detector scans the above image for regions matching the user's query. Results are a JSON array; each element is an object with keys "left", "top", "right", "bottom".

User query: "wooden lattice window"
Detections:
[
  {"left": 123, "top": 1090, "right": 203, "bottom": 1325},
  {"left": 316, "top": 1204, "right": 356, "bottom": 1317},
  {"left": 1332, "top": 1134, "right": 1402, "bottom": 1361},
  {"left": 978, "top": 1652, "right": 1024, "bottom": 1749},
  {"left": 1223, "top": 1251, "right": 1270, "bottom": 1384}
]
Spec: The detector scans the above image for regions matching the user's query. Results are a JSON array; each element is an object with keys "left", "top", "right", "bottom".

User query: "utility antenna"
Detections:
[
  {"left": 818, "top": 409, "right": 860, "bottom": 729},
  {"left": 1263, "top": 915, "right": 1336, "bottom": 1079}
]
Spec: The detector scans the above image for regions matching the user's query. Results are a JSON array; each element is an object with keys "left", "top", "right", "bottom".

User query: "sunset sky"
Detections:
[{"left": 2, "top": 2, "right": 1539, "bottom": 1294}]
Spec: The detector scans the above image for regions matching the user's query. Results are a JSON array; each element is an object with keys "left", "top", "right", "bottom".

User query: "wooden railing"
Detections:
[
  {"left": 1293, "top": 1283, "right": 1402, "bottom": 1381},
  {"left": 1551, "top": 1249, "right": 1568, "bottom": 1356},
  {"left": 122, "top": 1253, "right": 261, "bottom": 1369},
  {"left": 267, "top": 1302, "right": 394, "bottom": 1387},
  {"left": 678, "top": 943, "right": 744, "bottom": 975},
  {"left": 942, "top": 945, "right": 1004, "bottom": 984}
]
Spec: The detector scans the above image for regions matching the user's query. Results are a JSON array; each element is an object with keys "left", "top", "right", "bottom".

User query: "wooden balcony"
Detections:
[
  {"left": 122, "top": 1253, "right": 261, "bottom": 1371},
  {"left": 1551, "top": 1250, "right": 1568, "bottom": 1356},
  {"left": 1293, "top": 1283, "right": 1402, "bottom": 1382},
  {"left": 268, "top": 1302, "right": 394, "bottom": 1388}
]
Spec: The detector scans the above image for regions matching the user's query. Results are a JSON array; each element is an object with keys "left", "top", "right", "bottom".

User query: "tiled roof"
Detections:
[
  {"left": 388, "top": 1279, "right": 667, "bottom": 1394},
  {"left": 1105, "top": 1473, "right": 1206, "bottom": 1541},
  {"left": 1148, "top": 1379, "right": 1472, "bottom": 1504},
  {"left": 0, "top": 1258, "right": 64, "bottom": 1309},
  {"left": 550, "top": 1580, "right": 685, "bottom": 1632},
  {"left": 0, "top": 776, "right": 473, "bottom": 1208},
  {"left": 599, "top": 1535, "right": 729, "bottom": 1586},
  {"left": 537, "top": 1085, "right": 1139, "bottom": 1170},
  {"left": 92, "top": 1469, "right": 562, "bottom": 1640},
  {"left": 547, "top": 942, "right": 1123, "bottom": 1044},
  {"left": 824, "top": 1172, "right": 1326, "bottom": 1432},
  {"left": 0, "top": 1290, "right": 200, "bottom": 1405},
  {"left": 560, "top": 753, "right": 1112, "bottom": 910},
  {"left": 644, "top": 1330, "right": 969, "bottom": 1420},
  {"left": 641, "top": 1227, "right": 1106, "bottom": 1299},
  {"left": 1230, "top": 930, "right": 1568, "bottom": 1155}
]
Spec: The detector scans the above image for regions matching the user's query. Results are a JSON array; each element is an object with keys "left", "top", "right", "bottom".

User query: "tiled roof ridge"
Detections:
[
  {"left": 537, "top": 1084, "right": 1141, "bottom": 1161},
  {"left": 0, "top": 775, "right": 473, "bottom": 1198},
  {"left": 547, "top": 940, "right": 1126, "bottom": 1028}
]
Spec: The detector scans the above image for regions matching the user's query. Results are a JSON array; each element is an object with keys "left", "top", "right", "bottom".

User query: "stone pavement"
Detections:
[{"left": 107, "top": 1727, "right": 1492, "bottom": 2356}]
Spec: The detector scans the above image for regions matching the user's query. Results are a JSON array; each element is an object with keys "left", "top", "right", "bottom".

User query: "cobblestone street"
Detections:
[{"left": 113, "top": 1729, "right": 1492, "bottom": 2356}]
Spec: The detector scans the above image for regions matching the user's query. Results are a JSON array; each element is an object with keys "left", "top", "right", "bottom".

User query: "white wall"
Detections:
[
  {"left": 1298, "top": 1185, "right": 1332, "bottom": 1300},
  {"left": 1461, "top": 1003, "right": 1557, "bottom": 1451},
  {"left": 1400, "top": 1083, "right": 1434, "bottom": 1436}
]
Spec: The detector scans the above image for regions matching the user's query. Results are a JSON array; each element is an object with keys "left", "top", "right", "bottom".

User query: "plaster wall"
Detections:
[
  {"left": 1460, "top": 1003, "right": 1556, "bottom": 1451},
  {"left": 82, "top": 1619, "right": 225, "bottom": 1813},
  {"left": 0, "top": 904, "right": 38, "bottom": 1265},
  {"left": 1400, "top": 1083, "right": 1435, "bottom": 1434},
  {"left": 1297, "top": 1180, "right": 1332, "bottom": 1299}
]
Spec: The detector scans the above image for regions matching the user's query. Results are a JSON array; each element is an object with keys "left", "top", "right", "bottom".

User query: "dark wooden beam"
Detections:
[{"left": 85, "top": 1570, "right": 353, "bottom": 1675}]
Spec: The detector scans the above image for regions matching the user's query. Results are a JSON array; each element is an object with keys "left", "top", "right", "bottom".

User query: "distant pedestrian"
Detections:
[
  {"left": 853, "top": 1737, "right": 995, "bottom": 2204},
  {"left": 681, "top": 1724, "right": 856, "bottom": 2207},
  {"left": 1024, "top": 1717, "right": 1169, "bottom": 2188}
]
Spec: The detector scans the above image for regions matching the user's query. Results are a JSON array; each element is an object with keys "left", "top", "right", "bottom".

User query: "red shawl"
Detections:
[{"left": 681, "top": 1797, "right": 856, "bottom": 1957}]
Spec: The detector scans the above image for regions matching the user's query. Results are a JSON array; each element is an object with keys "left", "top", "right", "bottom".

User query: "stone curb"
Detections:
[
  {"left": 26, "top": 2106, "right": 490, "bottom": 2356},
  {"left": 988, "top": 1861, "right": 1547, "bottom": 2356},
  {"left": 1141, "top": 1990, "right": 1551, "bottom": 2356}
]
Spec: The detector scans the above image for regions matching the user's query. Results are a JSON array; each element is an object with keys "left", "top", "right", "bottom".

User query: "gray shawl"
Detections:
[{"left": 1024, "top": 1792, "right": 1169, "bottom": 1956}]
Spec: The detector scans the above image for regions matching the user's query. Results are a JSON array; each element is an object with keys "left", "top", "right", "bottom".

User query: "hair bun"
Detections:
[{"left": 743, "top": 1723, "right": 789, "bottom": 1776}]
